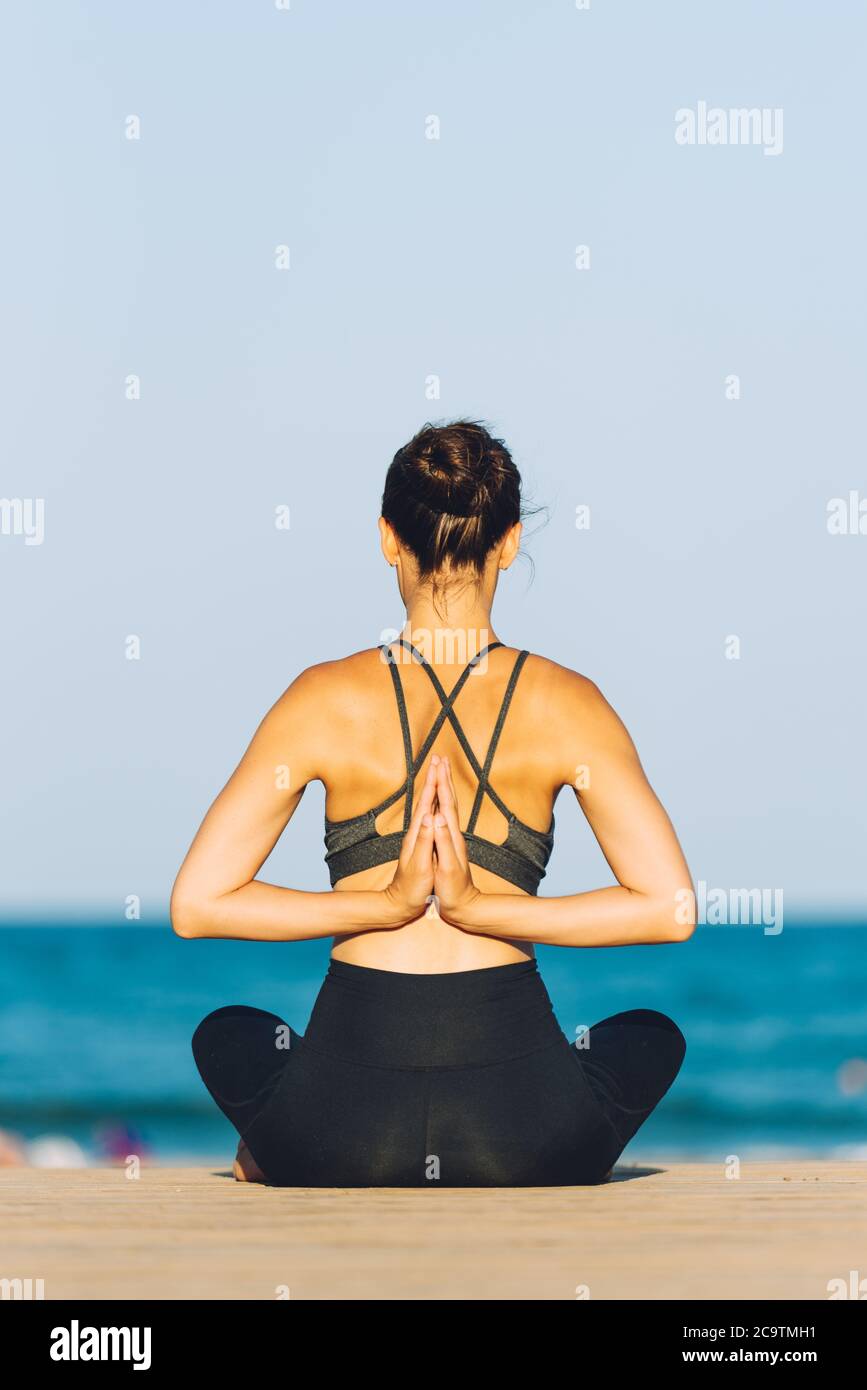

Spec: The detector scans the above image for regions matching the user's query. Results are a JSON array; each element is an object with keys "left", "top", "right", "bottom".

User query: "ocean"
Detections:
[{"left": 1, "top": 924, "right": 865, "bottom": 1164}]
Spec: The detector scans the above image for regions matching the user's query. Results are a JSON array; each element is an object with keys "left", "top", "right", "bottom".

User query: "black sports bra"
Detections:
[{"left": 323, "top": 638, "right": 555, "bottom": 895}]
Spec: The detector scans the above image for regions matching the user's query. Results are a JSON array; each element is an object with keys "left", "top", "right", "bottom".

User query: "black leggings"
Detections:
[{"left": 191, "top": 958, "right": 685, "bottom": 1187}]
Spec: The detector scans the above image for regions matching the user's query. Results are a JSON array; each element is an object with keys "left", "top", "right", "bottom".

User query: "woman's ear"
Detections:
[
  {"left": 379, "top": 516, "right": 399, "bottom": 567},
  {"left": 498, "top": 521, "right": 523, "bottom": 571}
]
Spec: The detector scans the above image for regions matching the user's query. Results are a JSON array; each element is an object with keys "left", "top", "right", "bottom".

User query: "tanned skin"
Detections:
[{"left": 172, "top": 517, "right": 696, "bottom": 1180}]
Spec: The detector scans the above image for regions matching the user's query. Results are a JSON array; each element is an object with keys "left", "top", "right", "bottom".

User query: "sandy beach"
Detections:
[{"left": 1, "top": 1160, "right": 864, "bottom": 1300}]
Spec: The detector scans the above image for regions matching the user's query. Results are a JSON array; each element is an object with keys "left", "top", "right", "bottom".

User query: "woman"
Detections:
[{"left": 171, "top": 420, "right": 694, "bottom": 1187}]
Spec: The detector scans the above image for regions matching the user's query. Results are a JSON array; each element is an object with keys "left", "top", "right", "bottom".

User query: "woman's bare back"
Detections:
[{"left": 320, "top": 641, "right": 566, "bottom": 972}]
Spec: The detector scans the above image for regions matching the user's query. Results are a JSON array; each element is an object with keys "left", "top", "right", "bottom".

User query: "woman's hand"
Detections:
[
  {"left": 431, "top": 755, "right": 482, "bottom": 923},
  {"left": 382, "top": 758, "right": 439, "bottom": 924}
]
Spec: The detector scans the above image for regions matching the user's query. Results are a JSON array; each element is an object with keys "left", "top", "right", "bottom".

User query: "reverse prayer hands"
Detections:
[{"left": 429, "top": 755, "right": 482, "bottom": 923}]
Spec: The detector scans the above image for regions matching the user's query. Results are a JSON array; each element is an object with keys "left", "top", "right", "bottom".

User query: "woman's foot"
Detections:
[{"left": 232, "top": 1139, "right": 266, "bottom": 1183}]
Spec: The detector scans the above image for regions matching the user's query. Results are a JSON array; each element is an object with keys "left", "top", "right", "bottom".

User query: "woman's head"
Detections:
[{"left": 379, "top": 420, "right": 524, "bottom": 606}]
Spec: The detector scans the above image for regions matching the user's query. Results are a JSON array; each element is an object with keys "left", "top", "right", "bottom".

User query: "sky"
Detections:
[{"left": 1, "top": 1, "right": 865, "bottom": 919}]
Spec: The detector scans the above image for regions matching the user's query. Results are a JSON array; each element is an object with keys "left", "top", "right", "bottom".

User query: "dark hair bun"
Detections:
[
  {"left": 381, "top": 420, "right": 522, "bottom": 577},
  {"left": 398, "top": 425, "right": 496, "bottom": 517}
]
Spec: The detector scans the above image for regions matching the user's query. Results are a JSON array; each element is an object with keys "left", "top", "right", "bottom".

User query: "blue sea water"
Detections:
[{"left": 0, "top": 925, "right": 865, "bottom": 1164}]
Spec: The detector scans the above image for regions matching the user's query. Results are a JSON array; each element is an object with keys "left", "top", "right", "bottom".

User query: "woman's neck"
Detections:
[{"left": 400, "top": 599, "right": 499, "bottom": 666}]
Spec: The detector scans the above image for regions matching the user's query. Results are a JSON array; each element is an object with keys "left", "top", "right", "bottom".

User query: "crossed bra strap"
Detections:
[{"left": 378, "top": 638, "right": 530, "bottom": 831}]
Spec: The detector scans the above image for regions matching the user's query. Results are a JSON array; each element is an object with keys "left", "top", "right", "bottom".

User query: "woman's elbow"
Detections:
[
  {"left": 170, "top": 886, "right": 205, "bottom": 939},
  {"left": 666, "top": 918, "right": 696, "bottom": 943},
  {"left": 660, "top": 887, "right": 697, "bottom": 942}
]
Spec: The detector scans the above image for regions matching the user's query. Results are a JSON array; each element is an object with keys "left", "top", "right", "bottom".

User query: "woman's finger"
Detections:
[
  {"left": 402, "top": 757, "right": 438, "bottom": 857},
  {"left": 435, "top": 758, "right": 467, "bottom": 861},
  {"left": 445, "top": 755, "right": 462, "bottom": 809},
  {"left": 410, "top": 811, "right": 436, "bottom": 871},
  {"left": 432, "top": 813, "right": 459, "bottom": 873}
]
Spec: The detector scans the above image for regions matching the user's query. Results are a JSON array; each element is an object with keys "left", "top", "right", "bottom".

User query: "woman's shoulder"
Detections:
[
  {"left": 260, "top": 646, "right": 623, "bottom": 788},
  {"left": 521, "top": 650, "right": 606, "bottom": 708},
  {"left": 271, "top": 645, "right": 616, "bottom": 729},
  {"left": 519, "top": 651, "right": 628, "bottom": 750},
  {"left": 272, "top": 646, "right": 390, "bottom": 719},
  {"left": 291, "top": 647, "right": 610, "bottom": 710},
  {"left": 251, "top": 649, "right": 387, "bottom": 786}
]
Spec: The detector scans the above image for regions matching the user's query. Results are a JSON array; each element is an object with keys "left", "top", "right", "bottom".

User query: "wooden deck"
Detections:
[{"left": 1, "top": 1161, "right": 864, "bottom": 1300}]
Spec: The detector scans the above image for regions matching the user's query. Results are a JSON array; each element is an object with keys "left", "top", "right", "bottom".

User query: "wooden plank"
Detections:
[{"left": 1, "top": 1162, "right": 864, "bottom": 1300}]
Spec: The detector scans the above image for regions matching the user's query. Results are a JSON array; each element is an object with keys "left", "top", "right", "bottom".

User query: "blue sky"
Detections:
[{"left": 1, "top": 1, "right": 864, "bottom": 917}]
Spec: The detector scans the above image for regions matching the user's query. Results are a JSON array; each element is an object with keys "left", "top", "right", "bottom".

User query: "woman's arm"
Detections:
[
  {"left": 170, "top": 665, "right": 437, "bottom": 941},
  {"left": 432, "top": 672, "right": 697, "bottom": 947}
]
